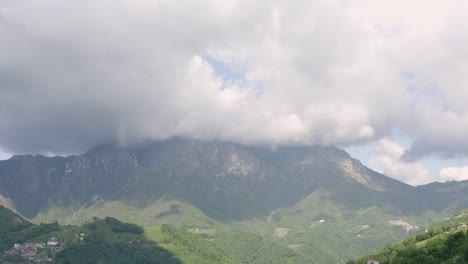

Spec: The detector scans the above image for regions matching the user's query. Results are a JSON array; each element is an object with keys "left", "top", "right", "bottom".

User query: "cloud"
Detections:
[
  {"left": 440, "top": 166, "right": 468, "bottom": 182},
  {"left": 368, "top": 139, "right": 468, "bottom": 185},
  {"left": 0, "top": 0, "right": 468, "bottom": 163},
  {"left": 403, "top": 103, "right": 468, "bottom": 160},
  {"left": 351, "top": 0, "right": 468, "bottom": 159},
  {"left": 0, "top": 0, "right": 393, "bottom": 154},
  {"left": 396, "top": 13, "right": 468, "bottom": 160},
  {"left": 0, "top": 148, "right": 11, "bottom": 160},
  {"left": 369, "top": 139, "right": 435, "bottom": 185}
]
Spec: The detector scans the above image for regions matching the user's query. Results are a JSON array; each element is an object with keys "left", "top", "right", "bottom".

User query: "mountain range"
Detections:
[{"left": 1, "top": 137, "right": 468, "bottom": 262}]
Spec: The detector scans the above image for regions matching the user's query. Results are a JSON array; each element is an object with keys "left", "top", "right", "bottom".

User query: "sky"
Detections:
[{"left": 1, "top": 0, "right": 468, "bottom": 185}]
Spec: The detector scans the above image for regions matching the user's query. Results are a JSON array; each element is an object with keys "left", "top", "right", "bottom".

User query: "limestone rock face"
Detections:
[{"left": 0, "top": 137, "right": 467, "bottom": 220}]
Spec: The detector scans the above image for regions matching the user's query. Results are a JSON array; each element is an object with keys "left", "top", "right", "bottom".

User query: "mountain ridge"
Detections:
[
  {"left": 2, "top": 138, "right": 468, "bottom": 262},
  {"left": 0, "top": 137, "right": 416, "bottom": 219}
]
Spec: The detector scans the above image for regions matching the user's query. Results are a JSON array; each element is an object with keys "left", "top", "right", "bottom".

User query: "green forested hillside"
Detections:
[
  {"left": 55, "top": 218, "right": 183, "bottom": 264},
  {"left": 2, "top": 205, "right": 315, "bottom": 264},
  {"left": 353, "top": 229, "right": 468, "bottom": 264},
  {"left": 144, "top": 225, "right": 316, "bottom": 264},
  {"left": 353, "top": 210, "right": 468, "bottom": 264},
  {"left": 144, "top": 225, "right": 238, "bottom": 264},
  {"left": 233, "top": 190, "right": 422, "bottom": 263},
  {"left": 1, "top": 206, "right": 185, "bottom": 263},
  {"left": 0, "top": 206, "right": 60, "bottom": 252},
  {"left": 31, "top": 193, "right": 424, "bottom": 263},
  {"left": 211, "top": 229, "right": 314, "bottom": 264}
]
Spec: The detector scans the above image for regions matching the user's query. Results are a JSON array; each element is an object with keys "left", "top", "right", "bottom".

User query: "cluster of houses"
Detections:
[{"left": 3, "top": 237, "right": 62, "bottom": 263}]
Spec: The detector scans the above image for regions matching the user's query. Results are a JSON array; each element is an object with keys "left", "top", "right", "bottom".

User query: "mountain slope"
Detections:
[
  {"left": 0, "top": 205, "right": 185, "bottom": 264},
  {"left": 2, "top": 138, "right": 468, "bottom": 262},
  {"left": 0, "top": 138, "right": 422, "bottom": 219},
  {"left": 353, "top": 209, "right": 468, "bottom": 264},
  {"left": 1, "top": 205, "right": 313, "bottom": 264},
  {"left": 210, "top": 229, "right": 314, "bottom": 264}
]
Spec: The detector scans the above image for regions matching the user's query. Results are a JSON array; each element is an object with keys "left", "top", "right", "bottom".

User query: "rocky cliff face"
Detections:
[
  {"left": 0, "top": 138, "right": 466, "bottom": 219},
  {"left": 0, "top": 145, "right": 146, "bottom": 217},
  {"left": 0, "top": 155, "right": 65, "bottom": 217}
]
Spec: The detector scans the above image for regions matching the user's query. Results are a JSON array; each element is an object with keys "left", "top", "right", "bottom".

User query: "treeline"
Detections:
[
  {"left": 28, "top": 222, "right": 61, "bottom": 238},
  {"left": 56, "top": 218, "right": 182, "bottom": 264},
  {"left": 104, "top": 217, "right": 143, "bottom": 234}
]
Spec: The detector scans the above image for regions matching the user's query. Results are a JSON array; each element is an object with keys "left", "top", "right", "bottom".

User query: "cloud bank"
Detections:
[
  {"left": 369, "top": 139, "right": 468, "bottom": 185},
  {"left": 1, "top": 0, "right": 468, "bottom": 165},
  {"left": 369, "top": 139, "right": 435, "bottom": 185}
]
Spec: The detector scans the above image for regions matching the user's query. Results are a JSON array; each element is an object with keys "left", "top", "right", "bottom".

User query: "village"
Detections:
[
  {"left": 3, "top": 237, "right": 63, "bottom": 263},
  {"left": 2, "top": 231, "right": 87, "bottom": 264}
]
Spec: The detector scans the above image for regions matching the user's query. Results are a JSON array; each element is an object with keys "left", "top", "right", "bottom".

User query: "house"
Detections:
[
  {"left": 456, "top": 223, "right": 467, "bottom": 229},
  {"left": 319, "top": 219, "right": 326, "bottom": 223},
  {"left": 366, "top": 260, "right": 379, "bottom": 264},
  {"left": 47, "top": 237, "right": 59, "bottom": 246}
]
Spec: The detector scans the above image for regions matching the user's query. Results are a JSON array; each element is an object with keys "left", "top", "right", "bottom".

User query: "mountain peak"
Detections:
[{"left": 0, "top": 138, "right": 464, "bottom": 221}]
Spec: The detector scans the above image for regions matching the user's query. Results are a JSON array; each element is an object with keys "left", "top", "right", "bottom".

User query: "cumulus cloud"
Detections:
[
  {"left": 0, "top": 0, "right": 395, "bottom": 154},
  {"left": 0, "top": 0, "right": 467, "bottom": 164},
  {"left": 369, "top": 139, "right": 435, "bottom": 185},
  {"left": 352, "top": 0, "right": 468, "bottom": 159},
  {"left": 368, "top": 138, "right": 468, "bottom": 185},
  {"left": 440, "top": 166, "right": 468, "bottom": 182}
]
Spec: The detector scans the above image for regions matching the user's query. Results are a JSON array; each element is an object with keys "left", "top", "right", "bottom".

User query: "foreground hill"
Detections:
[
  {"left": 353, "top": 210, "right": 468, "bottom": 264},
  {"left": 2, "top": 138, "right": 468, "bottom": 262},
  {"left": 0, "top": 206, "right": 184, "bottom": 263},
  {"left": 1, "top": 205, "right": 311, "bottom": 264}
]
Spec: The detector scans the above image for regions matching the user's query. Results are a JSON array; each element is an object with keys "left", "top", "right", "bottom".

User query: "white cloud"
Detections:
[
  {"left": 0, "top": 0, "right": 468, "bottom": 167},
  {"left": 368, "top": 139, "right": 468, "bottom": 185},
  {"left": 0, "top": 149, "right": 11, "bottom": 160},
  {"left": 369, "top": 139, "right": 435, "bottom": 185},
  {"left": 440, "top": 166, "right": 468, "bottom": 182}
]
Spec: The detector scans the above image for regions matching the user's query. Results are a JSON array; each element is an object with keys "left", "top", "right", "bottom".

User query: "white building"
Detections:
[{"left": 47, "top": 237, "right": 59, "bottom": 246}]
